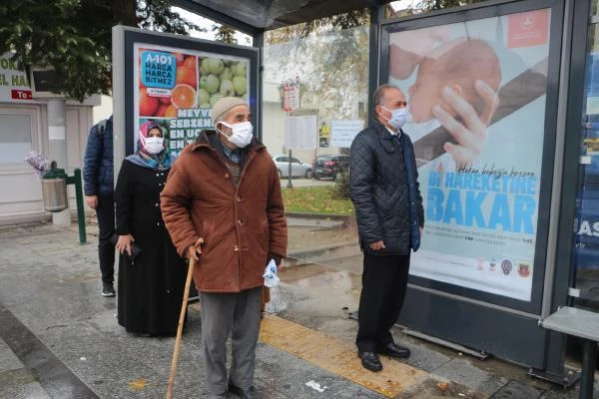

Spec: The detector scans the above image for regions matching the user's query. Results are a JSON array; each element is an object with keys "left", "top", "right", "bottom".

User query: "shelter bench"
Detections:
[{"left": 540, "top": 306, "right": 599, "bottom": 399}]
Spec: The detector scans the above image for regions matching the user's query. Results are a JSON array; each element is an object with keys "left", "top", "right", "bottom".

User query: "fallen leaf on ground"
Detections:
[{"left": 129, "top": 379, "right": 148, "bottom": 391}]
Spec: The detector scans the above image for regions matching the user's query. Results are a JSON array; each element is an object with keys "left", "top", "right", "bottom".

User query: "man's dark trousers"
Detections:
[
  {"left": 356, "top": 253, "right": 410, "bottom": 353},
  {"left": 96, "top": 193, "right": 115, "bottom": 285}
]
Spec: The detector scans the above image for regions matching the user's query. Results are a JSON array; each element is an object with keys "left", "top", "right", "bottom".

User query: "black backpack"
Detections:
[
  {"left": 98, "top": 119, "right": 108, "bottom": 135},
  {"left": 96, "top": 118, "right": 109, "bottom": 162}
]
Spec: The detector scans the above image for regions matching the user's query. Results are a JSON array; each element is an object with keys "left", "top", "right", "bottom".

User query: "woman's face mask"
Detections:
[
  {"left": 218, "top": 121, "right": 254, "bottom": 148},
  {"left": 144, "top": 136, "right": 165, "bottom": 154}
]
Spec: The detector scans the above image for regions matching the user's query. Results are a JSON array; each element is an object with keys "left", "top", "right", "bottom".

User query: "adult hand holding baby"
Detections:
[
  {"left": 394, "top": 34, "right": 502, "bottom": 169},
  {"left": 432, "top": 80, "right": 500, "bottom": 169}
]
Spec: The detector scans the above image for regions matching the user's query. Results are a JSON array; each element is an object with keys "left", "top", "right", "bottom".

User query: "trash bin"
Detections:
[{"left": 42, "top": 168, "right": 68, "bottom": 212}]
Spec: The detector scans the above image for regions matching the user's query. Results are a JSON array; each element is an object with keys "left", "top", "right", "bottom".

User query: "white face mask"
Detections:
[
  {"left": 382, "top": 106, "right": 409, "bottom": 130},
  {"left": 219, "top": 121, "right": 254, "bottom": 148},
  {"left": 144, "top": 136, "right": 165, "bottom": 154}
]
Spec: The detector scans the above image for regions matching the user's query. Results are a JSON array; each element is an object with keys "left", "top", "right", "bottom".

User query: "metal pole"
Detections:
[
  {"left": 579, "top": 340, "right": 597, "bottom": 399},
  {"left": 47, "top": 99, "right": 71, "bottom": 227},
  {"left": 287, "top": 150, "right": 293, "bottom": 189},
  {"left": 112, "top": 26, "right": 126, "bottom": 193},
  {"left": 66, "top": 169, "right": 87, "bottom": 244},
  {"left": 253, "top": 31, "right": 264, "bottom": 142},
  {"left": 73, "top": 169, "right": 87, "bottom": 244},
  {"left": 367, "top": 5, "right": 384, "bottom": 123}
]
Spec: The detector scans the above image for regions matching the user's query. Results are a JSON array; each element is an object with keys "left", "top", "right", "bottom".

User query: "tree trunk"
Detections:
[{"left": 114, "top": 0, "right": 137, "bottom": 26}]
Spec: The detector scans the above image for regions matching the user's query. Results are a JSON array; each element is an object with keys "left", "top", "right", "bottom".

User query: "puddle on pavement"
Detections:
[
  {"left": 278, "top": 263, "right": 335, "bottom": 283},
  {"left": 278, "top": 263, "right": 362, "bottom": 292},
  {"left": 268, "top": 264, "right": 362, "bottom": 316}
]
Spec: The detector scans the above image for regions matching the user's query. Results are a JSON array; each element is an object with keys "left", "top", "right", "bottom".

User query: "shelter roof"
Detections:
[{"left": 172, "top": 0, "right": 388, "bottom": 35}]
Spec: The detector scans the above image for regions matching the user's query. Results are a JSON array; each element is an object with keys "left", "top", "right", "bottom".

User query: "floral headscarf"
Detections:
[{"left": 126, "top": 121, "right": 172, "bottom": 170}]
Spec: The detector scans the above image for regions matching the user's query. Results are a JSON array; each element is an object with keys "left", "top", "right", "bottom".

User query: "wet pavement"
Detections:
[{"left": 0, "top": 222, "right": 598, "bottom": 398}]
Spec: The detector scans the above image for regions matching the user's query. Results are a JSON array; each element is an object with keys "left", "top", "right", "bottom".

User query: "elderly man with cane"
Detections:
[{"left": 161, "top": 97, "right": 287, "bottom": 398}]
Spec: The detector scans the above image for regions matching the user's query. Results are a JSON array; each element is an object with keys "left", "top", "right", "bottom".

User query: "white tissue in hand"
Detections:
[{"left": 263, "top": 259, "right": 280, "bottom": 288}]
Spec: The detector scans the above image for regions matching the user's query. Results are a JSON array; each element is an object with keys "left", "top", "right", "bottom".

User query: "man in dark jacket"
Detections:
[
  {"left": 350, "top": 84, "right": 424, "bottom": 372},
  {"left": 83, "top": 116, "right": 116, "bottom": 297}
]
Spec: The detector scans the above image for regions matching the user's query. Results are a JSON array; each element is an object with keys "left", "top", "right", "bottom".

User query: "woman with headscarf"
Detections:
[{"left": 114, "top": 121, "right": 187, "bottom": 336}]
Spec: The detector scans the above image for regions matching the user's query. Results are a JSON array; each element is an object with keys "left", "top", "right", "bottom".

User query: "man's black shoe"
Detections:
[
  {"left": 102, "top": 283, "right": 115, "bottom": 297},
  {"left": 378, "top": 343, "right": 410, "bottom": 359},
  {"left": 358, "top": 351, "right": 383, "bottom": 372},
  {"left": 228, "top": 383, "right": 256, "bottom": 399}
]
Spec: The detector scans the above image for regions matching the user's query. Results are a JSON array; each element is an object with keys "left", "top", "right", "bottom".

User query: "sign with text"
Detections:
[
  {"left": 282, "top": 79, "right": 300, "bottom": 112},
  {"left": 387, "top": 9, "right": 553, "bottom": 302},
  {"left": 0, "top": 53, "right": 32, "bottom": 103},
  {"left": 330, "top": 120, "right": 364, "bottom": 148},
  {"left": 284, "top": 115, "right": 317, "bottom": 149},
  {"left": 507, "top": 9, "right": 549, "bottom": 49}
]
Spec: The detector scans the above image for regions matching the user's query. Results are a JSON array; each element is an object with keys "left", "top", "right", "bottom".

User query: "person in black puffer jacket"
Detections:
[
  {"left": 83, "top": 115, "right": 116, "bottom": 297},
  {"left": 350, "top": 84, "right": 424, "bottom": 373}
]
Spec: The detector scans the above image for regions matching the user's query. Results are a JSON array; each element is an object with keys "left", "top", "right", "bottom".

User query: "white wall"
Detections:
[
  {"left": 92, "top": 95, "right": 113, "bottom": 124},
  {"left": 262, "top": 101, "right": 286, "bottom": 157}
]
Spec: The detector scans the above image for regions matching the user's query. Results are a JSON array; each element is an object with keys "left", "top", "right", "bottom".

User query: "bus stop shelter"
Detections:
[{"left": 113, "top": 0, "right": 598, "bottom": 390}]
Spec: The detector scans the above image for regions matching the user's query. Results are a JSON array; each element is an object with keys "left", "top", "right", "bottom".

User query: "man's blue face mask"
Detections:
[{"left": 382, "top": 106, "right": 409, "bottom": 130}]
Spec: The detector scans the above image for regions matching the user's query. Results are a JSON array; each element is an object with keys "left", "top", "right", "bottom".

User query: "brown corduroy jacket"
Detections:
[{"left": 160, "top": 130, "right": 287, "bottom": 293}]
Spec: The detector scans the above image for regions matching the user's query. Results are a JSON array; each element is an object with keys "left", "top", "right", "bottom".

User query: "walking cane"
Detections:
[{"left": 166, "top": 256, "right": 196, "bottom": 399}]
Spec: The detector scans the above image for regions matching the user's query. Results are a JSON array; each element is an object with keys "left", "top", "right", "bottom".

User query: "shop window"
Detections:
[{"left": 0, "top": 114, "right": 32, "bottom": 164}]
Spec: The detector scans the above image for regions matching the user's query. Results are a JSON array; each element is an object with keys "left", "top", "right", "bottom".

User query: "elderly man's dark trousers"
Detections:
[{"left": 356, "top": 253, "right": 411, "bottom": 353}]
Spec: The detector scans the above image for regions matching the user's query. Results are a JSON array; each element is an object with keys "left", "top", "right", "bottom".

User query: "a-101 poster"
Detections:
[
  {"left": 387, "top": 9, "right": 552, "bottom": 301},
  {"left": 135, "top": 44, "right": 249, "bottom": 158}
]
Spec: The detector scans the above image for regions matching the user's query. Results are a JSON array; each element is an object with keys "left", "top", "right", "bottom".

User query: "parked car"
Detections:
[
  {"left": 272, "top": 155, "right": 312, "bottom": 178},
  {"left": 313, "top": 155, "right": 350, "bottom": 180}
]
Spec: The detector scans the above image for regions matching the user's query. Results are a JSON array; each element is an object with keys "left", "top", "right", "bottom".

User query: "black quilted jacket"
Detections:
[{"left": 349, "top": 121, "right": 424, "bottom": 255}]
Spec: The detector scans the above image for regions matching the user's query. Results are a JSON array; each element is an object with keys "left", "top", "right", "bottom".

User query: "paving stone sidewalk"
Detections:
[{"left": 0, "top": 222, "right": 597, "bottom": 399}]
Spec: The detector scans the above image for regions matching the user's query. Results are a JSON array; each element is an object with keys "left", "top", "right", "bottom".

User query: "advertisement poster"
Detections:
[
  {"left": 134, "top": 44, "right": 250, "bottom": 158},
  {"left": 319, "top": 121, "right": 330, "bottom": 147},
  {"left": 388, "top": 9, "right": 551, "bottom": 301},
  {"left": 0, "top": 53, "right": 33, "bottom": 102}
]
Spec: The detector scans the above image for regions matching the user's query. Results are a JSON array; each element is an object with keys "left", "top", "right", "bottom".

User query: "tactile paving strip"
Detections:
[{"left": 259, "top": 315, "right": 428, "bottom": 398}]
